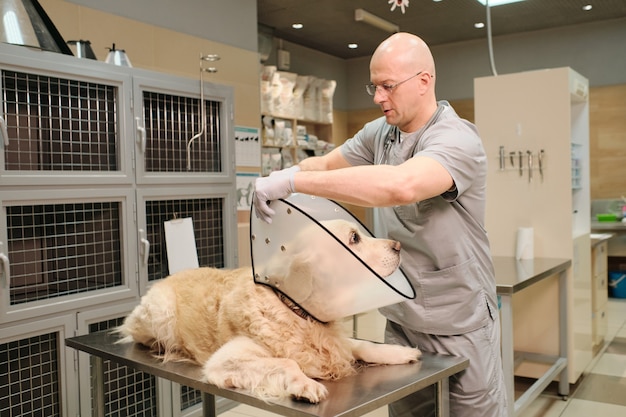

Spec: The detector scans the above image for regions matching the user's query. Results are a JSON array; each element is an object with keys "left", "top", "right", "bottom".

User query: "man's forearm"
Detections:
[{"left": 298, "top": 156, "right": 326, "bottom": 171}]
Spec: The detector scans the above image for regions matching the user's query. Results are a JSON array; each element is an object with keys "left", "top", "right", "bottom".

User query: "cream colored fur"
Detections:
[{"left": 118, "top": 219, "right": 421, "bottom": 403}]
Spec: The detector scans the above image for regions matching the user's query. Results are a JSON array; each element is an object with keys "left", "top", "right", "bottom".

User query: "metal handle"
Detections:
[
  {"left": 0, "top": 116, "right": 9, "bottom": 146},
  {"left": 141, "top": 238, "right": 150, "bottom": 265},
  {"left": 139, "top": 229, "right": 150, "bottom": 266},
  {"left": 135, "top": 117, "right": 146, "bottom": 153},
  {"left": 0, "top": 252, "right": 10, "bottom": 289}
]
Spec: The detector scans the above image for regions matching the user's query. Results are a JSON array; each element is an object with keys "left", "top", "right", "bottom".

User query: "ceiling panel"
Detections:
[{"left": 257, "top": 0, "right": 626, "bottom": 59}]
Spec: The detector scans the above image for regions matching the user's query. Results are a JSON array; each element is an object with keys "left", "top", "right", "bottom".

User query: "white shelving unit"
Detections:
[
  {"left": 475, "top": 67, "right": 591, "bottom": 384},
  {"left": 259, "top": 66, "right": 336, "bottom": 175},
  {"left": 260, "top": 114, "right": 333, "bottom": 175}
]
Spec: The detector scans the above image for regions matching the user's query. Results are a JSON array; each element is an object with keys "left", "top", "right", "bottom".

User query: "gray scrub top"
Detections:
[{"left": 341, "top": 101, "right": 498, "bottom": 335}]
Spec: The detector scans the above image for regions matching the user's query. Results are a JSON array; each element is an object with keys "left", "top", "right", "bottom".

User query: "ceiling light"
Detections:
[
  {"left": 292, "top": 23, "right": 303, "bottom": 29},
  {"left": 354, "top": 9, "right": 399, "bottom": 33},
  {"left": 582, "top": 5, "right": 593, "bottom": 11},
  {"left": 348, "top": 43, "right": 358, "bottom": 49},
  {"left": 475, "top": 22, "right": 485, "bottom": 29},
  {"left": 476, "top": 0, "right": 526, "bottom": 6}
]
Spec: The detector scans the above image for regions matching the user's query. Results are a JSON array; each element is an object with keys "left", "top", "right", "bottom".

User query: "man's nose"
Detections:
[{"left": 373, "top": 88, "right": 386, "bottom": 104}]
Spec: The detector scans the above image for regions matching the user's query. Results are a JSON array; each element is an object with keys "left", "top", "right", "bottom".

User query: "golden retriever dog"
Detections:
[{"left": 118, "top": 219, "right": 421, "bottom": 403}]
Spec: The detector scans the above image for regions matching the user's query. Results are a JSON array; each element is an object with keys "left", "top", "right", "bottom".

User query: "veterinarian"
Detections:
[{"left": 254, "top": 32, "right": 506, "bottom": 417}]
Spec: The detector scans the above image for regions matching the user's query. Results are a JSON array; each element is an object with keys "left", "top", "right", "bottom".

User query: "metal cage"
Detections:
[
  {"left": 0, "top": 44, "right": 236, "bottom": 417},
  {"left": 2, "top": 69, "right": 119, "bottom": 172}
]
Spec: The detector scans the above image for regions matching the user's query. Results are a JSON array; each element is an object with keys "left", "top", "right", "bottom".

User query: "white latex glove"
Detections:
[{"left": 253, "top": 166, "right": 300, "bottom": 223}]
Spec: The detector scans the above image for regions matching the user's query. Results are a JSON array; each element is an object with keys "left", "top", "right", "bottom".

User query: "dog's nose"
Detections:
[{"left": 391, "top": 241, "right": 401, "bottom": 252}]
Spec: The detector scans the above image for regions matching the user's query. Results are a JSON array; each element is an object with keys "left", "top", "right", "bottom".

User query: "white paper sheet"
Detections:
[
  {"left": 235, "top": 126, "right": 261, "bottom": 167},
  {"left": 236, "top": 172, "right": 258, "bottom": 211},
  {"left": 164, "top": 217, "right": 199, "bottom": 274}
]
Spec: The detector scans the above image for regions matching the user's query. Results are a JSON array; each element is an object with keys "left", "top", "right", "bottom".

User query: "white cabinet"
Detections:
[
  {"left": 475, "top": 67, "right": 591, "bottom": 384},
  {"left": 591, "top": 238, "right": 609, "bottom": 354}
]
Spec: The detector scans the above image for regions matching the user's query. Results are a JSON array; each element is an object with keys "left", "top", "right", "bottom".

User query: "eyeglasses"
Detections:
[{"left": 365, "top": 71, "right": 423, "bottom": 96}]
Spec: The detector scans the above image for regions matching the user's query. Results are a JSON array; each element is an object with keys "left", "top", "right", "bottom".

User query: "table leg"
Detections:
[
  {"left": 91, "top": 356, "right": 105, "bottom": 417},
  {"left": 500, "top": 294, "right": 515, "bottom": 417},
  {"left": 558, "top": 269, "right": 570, "bottom": 398},
  {"left": 436, "top": 378, "right": 450, "bottom": 417},
  {"left": 202, "top": 392, "right": 217, "bottom": 417}
]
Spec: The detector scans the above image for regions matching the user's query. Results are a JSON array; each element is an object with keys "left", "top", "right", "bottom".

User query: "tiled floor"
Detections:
[
  {"left": 517, "top": 296, "right": 626, "bottom": 417},
  {"left": 220, "top": 298, "right": 626, "bottom": 417}
]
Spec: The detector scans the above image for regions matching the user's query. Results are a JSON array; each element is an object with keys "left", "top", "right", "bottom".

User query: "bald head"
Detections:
[
  {"left": 371, "top": 32, "right": 435, "bottom": 77},
  {"left": 368, "top": 33, "right": 438, "bottom": 132}
]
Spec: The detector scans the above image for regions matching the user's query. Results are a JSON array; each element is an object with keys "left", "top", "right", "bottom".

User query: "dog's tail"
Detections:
[
  {"left": 112, "top": 305, "right": 157, "bottom": 346},
  {"left": 111, "top": 324, "right": 135, "bottom": 344}
]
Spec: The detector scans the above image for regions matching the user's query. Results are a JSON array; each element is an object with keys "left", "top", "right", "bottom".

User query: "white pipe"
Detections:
[
  {"left": 485, "top": 0, "right": 498, "bottom": 76},
  {"left": 186, "top": 54, "right": 220, "bottom": 171}
]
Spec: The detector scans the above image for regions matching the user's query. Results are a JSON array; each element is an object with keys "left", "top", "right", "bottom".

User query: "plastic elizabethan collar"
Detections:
[{"left": 250, "top": 193, "right": 415, "bottom": 322}]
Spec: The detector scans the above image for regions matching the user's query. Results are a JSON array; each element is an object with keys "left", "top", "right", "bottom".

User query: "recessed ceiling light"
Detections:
[
  {"left": 475, "top": 22, "right": 485, "bottom": 29},
  {"left": 292, "top": 23, "right": 303, "bottom": 29},
  {"left": 582, "top": 5, "right": 593, "bottom": 11},
  {"left": 348, "top": 43, "right": 358, "bottom": 49},
  {"left": 476, "top": 0, "right": 525, "bottom": 6}
]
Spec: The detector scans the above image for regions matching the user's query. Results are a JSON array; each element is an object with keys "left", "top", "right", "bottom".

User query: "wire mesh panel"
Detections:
[
  {"left": 5, "top": 202, "right": 122, "bottom": 305},
  {"left": 88, "top": 318, "right": 157, "bottom": 417},
  {"left": 1, "top": 70, "right": 118, "bottom": 171},
  {"left": 143, "top": 91, "right": 221, "bottom": 173},
  {"left": 0, "top": 332, "right": 60, "bottom": 416},
  {"left": 145, "top": 198, "right": 224, "bottom": 282},
  {"left": 180, "top": 384, "right": 203, "bottom": 412}
]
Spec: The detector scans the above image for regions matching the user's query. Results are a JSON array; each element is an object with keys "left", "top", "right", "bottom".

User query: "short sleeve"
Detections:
[
  {"left": 416, "top": 115, "right": 486, "bottom": 202},
  {"left": 340, "top": 117, "right": 389, "bottom": 166}
]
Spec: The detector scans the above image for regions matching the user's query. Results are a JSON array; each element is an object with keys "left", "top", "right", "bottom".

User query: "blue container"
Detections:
[{"left": 608, "top": 271, "right": 626, "bottom": 298}]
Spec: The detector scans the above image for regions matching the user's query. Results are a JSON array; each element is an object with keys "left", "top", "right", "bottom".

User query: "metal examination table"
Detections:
[
  {"left": 494, "top": 256, "right": 571, "bottom": 417},
  {"left": 66, "top": 330, "right": 468, "bottom": 417}
]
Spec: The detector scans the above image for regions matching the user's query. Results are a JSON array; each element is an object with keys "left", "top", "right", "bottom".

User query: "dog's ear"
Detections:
[
  {"left": 265, "top": 253, "right": 314, "bottom": 303},
  {"left": 283, "top": 254, "right": 314, "bottom": 302}
]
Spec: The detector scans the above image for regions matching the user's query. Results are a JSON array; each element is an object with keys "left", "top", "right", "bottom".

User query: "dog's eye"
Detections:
[{"left": 349, "top": 231, "right": 360, "bottom": 245}]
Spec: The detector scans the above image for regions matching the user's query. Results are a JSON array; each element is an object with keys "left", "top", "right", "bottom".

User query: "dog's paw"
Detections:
[
  {"left": 351, "top": 339, "right": 421, "bottom": 365},
  {"left": 380, "top": 344, "right": 422, "bottom": 364},
  {"left": 288, "top": 376, "right": 328, "bottom": 403}
]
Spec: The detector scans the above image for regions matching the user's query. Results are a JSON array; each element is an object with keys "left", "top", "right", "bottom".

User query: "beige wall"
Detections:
[{"left": 41, "top": 0, "right": 261, "bottom": 128}]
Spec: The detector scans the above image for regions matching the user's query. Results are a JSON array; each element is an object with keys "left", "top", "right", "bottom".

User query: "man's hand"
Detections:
[{"left": 253, "top": 166, "right": 300, "bottom": 223}]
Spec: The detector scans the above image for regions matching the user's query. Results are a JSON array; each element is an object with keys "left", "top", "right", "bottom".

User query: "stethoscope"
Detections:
[
  {"left": 376, "top": 103, "right": 447, "bottom": 166},
  {"left": 376, "top": 126, "right": 399, "bottom": 165}
]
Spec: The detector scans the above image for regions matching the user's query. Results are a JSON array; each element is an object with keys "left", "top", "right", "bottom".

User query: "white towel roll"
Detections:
[{"left": 516, "top": 227, "right": 534, "bottom": 260}]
